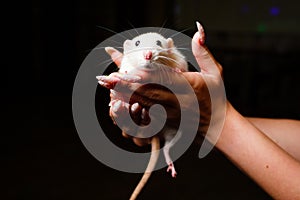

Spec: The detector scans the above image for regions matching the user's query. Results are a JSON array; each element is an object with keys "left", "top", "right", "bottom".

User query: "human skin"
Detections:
[
  {"left": 247, "top": 117, "right": 300, "bottom": 161},
  {"left": 219, "top": 103, "right": 300, "bottom": 199},
  {"left": 98, "top": 23, "right": 300, "bottom": 199}
]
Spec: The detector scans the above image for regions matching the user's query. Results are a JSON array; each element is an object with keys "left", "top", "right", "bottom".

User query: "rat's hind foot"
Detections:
[
  {"left": 163, "top": 131, "right": 181, "bottom": 178},
  {"left": 167, "top": 163, "right": 177, "bottom": 178}
]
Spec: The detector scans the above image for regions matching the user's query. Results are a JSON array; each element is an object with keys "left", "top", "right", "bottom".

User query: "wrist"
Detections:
[{"left": 214, "top": 101, "right": 242, "bottom": 149}]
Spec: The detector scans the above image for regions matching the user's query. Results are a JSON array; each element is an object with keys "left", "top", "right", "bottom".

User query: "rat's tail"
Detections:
[{"left": 129, "top": 136, "right": 160, "bottom": 200}]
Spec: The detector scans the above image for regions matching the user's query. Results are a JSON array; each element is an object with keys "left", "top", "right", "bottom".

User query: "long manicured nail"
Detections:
[
  {"left": 196, "top": 21, "right": 205, "bottom": 45},
  {"left": 98, "top": 80, "right": 106, "bottom": 85},
  {"left": 196, "top": 21, "right": 202, "bottom": 31}
]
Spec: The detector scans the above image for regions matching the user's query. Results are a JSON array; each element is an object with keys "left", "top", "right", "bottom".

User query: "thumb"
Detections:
[{"left": 192, "top": 22, "right": 220, "bottom": 76}]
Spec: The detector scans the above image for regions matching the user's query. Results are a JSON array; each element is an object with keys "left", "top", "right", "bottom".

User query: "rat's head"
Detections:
[{"left": 122, "top": 32, "right": 186, "bottom": 71}]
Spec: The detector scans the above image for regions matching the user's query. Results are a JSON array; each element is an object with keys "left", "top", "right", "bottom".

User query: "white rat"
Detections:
[
  {"left": 97, "top": 22, "right": 205, "bottom": 200},
  {"left": 118, "top": 32, "right": 188, "bottom": 73}
]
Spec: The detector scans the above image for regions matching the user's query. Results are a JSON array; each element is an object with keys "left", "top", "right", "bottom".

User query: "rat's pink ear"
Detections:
[
  {"left": 123, "top": 39, "right": 133, "bottom": 53},
  {"left": 105, "top": 47, "right": 123, "bottom": 67},
  {"left": 167, "top": 38, "right": 174, "bottom": 47},
  {"left": 166, "top": 38, "right": 174, "bottom": 52},
  {"left": 105, "top": 47, "right": 119, "bottom": 56}
]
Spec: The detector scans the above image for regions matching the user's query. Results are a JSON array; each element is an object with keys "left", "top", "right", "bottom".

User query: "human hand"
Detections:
[{"left": 97, "top": 22, "right": 226, "bottom": 146}]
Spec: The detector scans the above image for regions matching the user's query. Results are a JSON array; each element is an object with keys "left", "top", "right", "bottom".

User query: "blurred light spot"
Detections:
[
  {"left": 257, "top": 23, "right": 267, "bottom": 32},
  {"left": 270, "top": 6, "right": 280, "bottom": 16}
]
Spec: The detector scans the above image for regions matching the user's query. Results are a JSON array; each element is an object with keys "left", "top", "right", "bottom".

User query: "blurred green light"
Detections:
[{"left": 257, "top": 23, "right": 267, "bottom": 32}]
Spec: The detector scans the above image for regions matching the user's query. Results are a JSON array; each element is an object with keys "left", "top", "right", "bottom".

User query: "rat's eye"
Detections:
[
  {"left": 156, "top": 40, "right": 162, "bottom": 47},
  {"left": 135, "top": 40, "right": 140, "bottom": 46}
]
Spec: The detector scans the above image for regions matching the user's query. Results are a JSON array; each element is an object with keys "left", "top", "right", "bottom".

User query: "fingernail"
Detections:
[
  {"left": 113, "top": 100, "right": 122, "bottom": 112},
  {"left": 196, "top": 21, "right": 205, "bottom": 45},
  {"left": 98, "top": 81, "right": 105, "bottom": 85},
  {"left": 141, "top": 108, "right": 146, "bottom": 120},
  {"left": 96, "top": 75, "right": 106, "bottom": 81},
  {"left": 196, "top": 21, "right": 202, "bottom": 32},
  {"left": 131, "top": 102, "right": 140, "bottom": 113},
  {"left": 109, "top": 99, "right": 117, "bottom": 107}
]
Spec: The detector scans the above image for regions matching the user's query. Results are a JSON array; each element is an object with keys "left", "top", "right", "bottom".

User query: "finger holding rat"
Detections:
[
  {"left": 109, "top": 99, "right": 129, "bottom": 124},
  {"left": 129, "top": 103, "right": 150, "bottom": 125},
  {"left": 129, "top": 102, "right": 143, "bottom": 125},
  {"left": 108, "top": 79, "right": 179, "bottom": 109},
  {"left": 112, "top": 73, "right": 142, "bottom": 82},
  {"left": 109, "top": 96, "right": 151, "bottom": 129},
  {"left": 140, "top": 108, "right": 151, "bottom": 125},
  {"left": 97, "top": 72, "right": 141, "bottom": 90},
  {"left": 130, "top": 85, "right": 180, "bottom": 109},
  {"left": 96, "top": 74, "right": 120, "bottom": 89},
  {"left": 192, "top": 21, "right": 221, "bottom": 76},
  {"left": 121, "top": 131, "right": 132, "bottom": 139}
]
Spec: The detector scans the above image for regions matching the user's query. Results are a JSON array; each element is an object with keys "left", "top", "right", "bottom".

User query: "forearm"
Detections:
[
  {"left": 216, "top": 103, "right": 300, "bottom": 200},
  {"left": 246, "top": 117, "right": 300, "bottom": 161}
]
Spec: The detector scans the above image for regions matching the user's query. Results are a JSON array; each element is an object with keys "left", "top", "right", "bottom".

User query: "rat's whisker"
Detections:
[
  {"left": 125, "top": 47, "right": 157, "bottom": 55},
  {"left": 97, "top": 25, "right": 127, "bottom": 40},
  {"left": 173, "top": 47, "right": 191, "bottom": 52},
  {"left": 93, "top": 46, "right": 124, "bottom": 51},
  {"left": 108, "top": 39, "right": 124, "bottom": 46},
  {"left": 174, "top": 41, "right": 191, "bottom": 49},
  {"left": 125, "top": 28, "right": 134, "bottom": 38},
  {"left": 127, "top": 20, "right": 140, "bottom": 36},
  {"left": 156, "top": 49, "right": 169, "bottom": 54},
  {"left": 85, "top": 46, "right": 121, "bottom": 53},
  {"left": 159, "top": 19, "right": 169, "bottom": 33},
  {"left": 156, "top": 55, "right": 182, "bottom": 67},
  {"left": 156, "top": 48, "right": 189, "bottom": 58},
  {"left": 96, "top": 59, "right": 113, "bottom": 68},
  {"left": 166, "top": 47, "right": 191, "bottom": 53},
  {"left": 95, "top": 52, "right": 123, "bottom": 69},
  {"left": 96, "top": 25, "right": 118, "bottom": 34},
  {"left": 168, "top": 27, "right": 192, "bottom": 38}
]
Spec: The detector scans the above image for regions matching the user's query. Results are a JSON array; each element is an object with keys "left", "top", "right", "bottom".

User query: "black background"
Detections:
[{"left": 5, "top": 0, "right": 300, "bottom": 199}]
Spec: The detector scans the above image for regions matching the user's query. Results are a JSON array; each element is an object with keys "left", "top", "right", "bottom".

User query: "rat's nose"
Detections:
[{"left": 143, "top": 50, "right": 152, "bottom": 60}]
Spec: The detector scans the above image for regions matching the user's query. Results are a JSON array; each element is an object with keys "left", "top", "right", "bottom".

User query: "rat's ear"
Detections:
[
  {"left": 105, "top": 47, "right": 123, "bottom": 67},
  {"left": 123, "top": 39, "right": 133, "bottom": 53},
  {"left": 105, "top": 47, "right": 119, "bottom": 56},
  {"left": 166, "top": 38, "right": 174, "bottom": 49}
]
